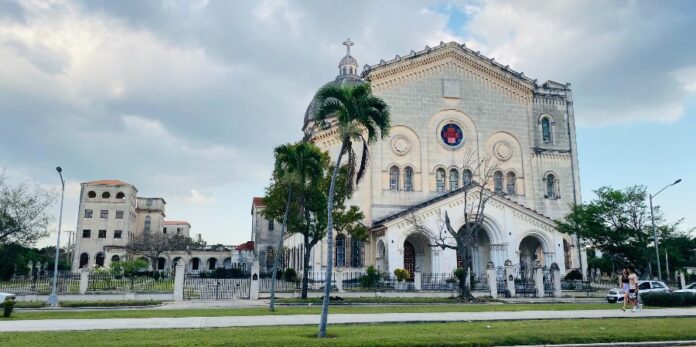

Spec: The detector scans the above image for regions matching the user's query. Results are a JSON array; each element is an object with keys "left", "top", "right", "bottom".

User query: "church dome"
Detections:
[{"left": 303, "top": 39, "right": 366, "bottom": 130}]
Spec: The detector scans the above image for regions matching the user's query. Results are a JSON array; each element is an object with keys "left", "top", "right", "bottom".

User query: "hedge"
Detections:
[{"left": 641, "top": 292, "right": 696, "bottom": 307}]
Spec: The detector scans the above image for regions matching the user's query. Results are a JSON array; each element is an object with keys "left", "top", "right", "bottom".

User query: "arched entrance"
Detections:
[
  {"left": 403, "top": 233, "right": 432, "bottom": 277},
  {"left": 376, "top": 240, "right": 386, "bottom": 272},
  {"left": 519, "top": 235, "right": 545, "bottom": 267}
]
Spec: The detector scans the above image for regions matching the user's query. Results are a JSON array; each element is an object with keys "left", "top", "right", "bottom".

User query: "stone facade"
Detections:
[
  {"left": 250, "top": 198, "right": 282, "bottom": 273},
  {"left": 280, "top": 41, "right": 586, "bottom": 277},
  {"left": 71, "top": 180, "right": 242, "bottom": 273}
]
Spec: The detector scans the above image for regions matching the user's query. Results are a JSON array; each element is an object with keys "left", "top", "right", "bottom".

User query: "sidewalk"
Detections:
[{"left": 1, "top": 308, "right": 695, "bottom": 332}]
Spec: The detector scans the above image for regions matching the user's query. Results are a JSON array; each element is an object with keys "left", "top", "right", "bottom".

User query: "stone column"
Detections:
[
  {"left": 79, "top": 268, "right": 90, "bottom": 294},
  {"left": 533, "top": 261, "right": 544, "bottom": 298},
  {"left": 414, "top": 272, "right": 422, "bottom": 291},
  {"left": 504, "top": 259, "right": 515, "bottom": 297},
  {"left": 250, "top": 261, "right": 260, "bottom": 300},
  {"left": 551, "top": 262, "right": 562, "bottom": 298},
  {"left": 174, "top": 260, "right": 185, "bottom": 302},
  {"left": 486, "top": 262, "right": 497, "bottom": 298},
  {"left": 335, "top": 269, "right": 344, "bottom": 292}
]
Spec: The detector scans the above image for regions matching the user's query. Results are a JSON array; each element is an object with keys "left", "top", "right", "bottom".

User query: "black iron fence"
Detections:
[
  {"left": 87, "top": 273, "right": 174, "bottom": 293},
  {"left": 543, "top": 266, "right": 554, "bottom": 296},
  {"left": 421, "top": 273, "right": 458, "bottom": 291},
  {"left": 259, "top": 277, "right": 298, "bottom": 293},
  {"left": 183, "top": 273, "right": 250, "bottom": 300},
  {"left": 472, "top": 273, "right": 489, "bottom": 292},
  {"left": 0, "top": 272, "right": 80, "bottom": 295},
  {"left": 514, "top": 263, "right": 536, "bottom": 297},
  {"left": 496, "top": 266, "right": 508, "bottom": 296}
]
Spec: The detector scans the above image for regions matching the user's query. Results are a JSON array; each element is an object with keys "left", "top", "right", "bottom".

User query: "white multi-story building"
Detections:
[
  {"left": 280, "top": 40, "right": 587, "bottom": 278},
  {"left": 71, "top": 180, "right": 247, "bottom": 273}
]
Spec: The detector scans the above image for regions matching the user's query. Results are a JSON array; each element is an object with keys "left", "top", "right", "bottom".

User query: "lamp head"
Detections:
[
  {"left": 56, "top": 167, "right": 62, "bottom": 173},
  {"left": 674, "top": 179, "right": 682, "bottom": 185}
]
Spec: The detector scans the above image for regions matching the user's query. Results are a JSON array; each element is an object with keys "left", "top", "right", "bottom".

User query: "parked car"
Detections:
[
  {"left": 606, "top": 281, "right": 670, "bottom": 303},
  {"left": 0, "top": 292, "right": 16, "bottom": 302},
  {"left": 675, "top": 283, "right": 696, "bottom": 293}
]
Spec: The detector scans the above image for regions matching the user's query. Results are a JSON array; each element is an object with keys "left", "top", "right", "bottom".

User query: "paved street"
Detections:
[{"left": 1, "top": 308, "right": 695, "bottom": 332}]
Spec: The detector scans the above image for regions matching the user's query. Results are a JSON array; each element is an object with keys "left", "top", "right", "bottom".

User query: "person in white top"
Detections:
[{"left": 627, "top": 266, "right": 641, "bottom": 312}]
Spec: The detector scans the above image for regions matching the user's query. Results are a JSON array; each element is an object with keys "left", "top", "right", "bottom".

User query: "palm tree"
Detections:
[
  {"left": 268, "top": 142, "right": 324, "bottom": 311},
  {"left": 314, "top": 83, "right": 390, "bottom": 338}
]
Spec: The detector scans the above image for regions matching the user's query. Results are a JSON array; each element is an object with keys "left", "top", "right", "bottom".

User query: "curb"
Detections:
[{"left": 505, "top": 341, "right": 696, "bottom": 347}]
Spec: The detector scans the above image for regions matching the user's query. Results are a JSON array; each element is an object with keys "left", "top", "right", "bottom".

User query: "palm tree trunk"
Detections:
[
  {"left": 302, "top": 234, "right": 311, "bottom": 299},
  {"left": 269, "top": 187, "right": 292, "bottom": 312},
  {"left": 318, "top": 143, "right": 346, "bottom": 338}
]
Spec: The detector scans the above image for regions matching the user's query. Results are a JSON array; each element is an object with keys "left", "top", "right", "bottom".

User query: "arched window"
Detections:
[
  {"left": 506, "top": 172, "right": 517, "bottom": 196},
  {"left": 87, "top": 191, "right": 96, "bottom": 198},
  {"left": 208, "top": 258, "right": 217, "bottom": 270},
  {"left": 266, "top": 247, "right": 274, "bottom": 271},
  {"left": 389, "top": 166, "right": 400, "bottom": 191},
  {"left": 435, "top": 168, "right": 446, "bottom": 192},
  {"left": 95, "top": 253, "right": 105, "bottom": 267},
  {"left": 111, "top": 255, "right": 120, "bottom": 263},
  {"left": 351, "top": 239, "right": 364, "bottom": 267},
  {"left": 101, "top": 191, "right": 110, "bottom": 199},
  {"left": 403, "top": 167, "right": 413, "bottom": 192},
  {"left": 449, "top": 169, "right": 459, "bottom": 191},
  {"left": 158, "top": 257, "right": 167, "bottom": 270},
  {"left": 493, "top": 171, "right": 503, "bottom": 194},
  {"left": 541, "top": 117, "right": 552, "bottom": 143},
  {"left": 79, "top": 253, "right": 89, "bottom": 268},
  {"left": 144, "top": 215, "right": 151, "bottom": 232},
  {"left": 116, "top": 192, "right": 125, "bottom": 199},
  {"left": 463, "top": 169, "right": 472, "bottom": 187},
  {"left": 335, "top": 234, "right": 346, "bottom": 267},
  {"left": 546, "top": 173, "right": 557, "bottom": 199},
  {"left": 191, "top": 258, "right": 200, "bottom": 271}
]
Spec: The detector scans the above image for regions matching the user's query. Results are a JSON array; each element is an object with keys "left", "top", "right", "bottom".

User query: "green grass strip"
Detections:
[
  {"left": 3, "top": 303, "right": 620, "bottom": 320},
  {"left": 1, "top": 317, "right": 695, "bottom": 346}
]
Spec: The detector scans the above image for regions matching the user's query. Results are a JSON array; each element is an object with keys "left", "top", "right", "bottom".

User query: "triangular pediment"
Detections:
[
  {"left": 371, "top": 186, "right": 555, "bottom": 231},
  {"left": 362, "top": 41, "right": 536, "bottom": 100}
]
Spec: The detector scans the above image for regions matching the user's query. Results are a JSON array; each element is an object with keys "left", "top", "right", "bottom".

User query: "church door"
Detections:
[{"left": 403, "top": 241, "right": 415, "bottom": 280}]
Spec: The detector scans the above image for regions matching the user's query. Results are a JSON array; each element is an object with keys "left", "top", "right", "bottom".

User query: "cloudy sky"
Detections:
[{"left": 1, "top": 0, "right": 694, "bottom": 246}]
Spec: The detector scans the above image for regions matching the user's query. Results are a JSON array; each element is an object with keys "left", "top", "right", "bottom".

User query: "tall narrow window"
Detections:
[
  {"left": 403, "top": 167, "right": 413, "bottom": 191},
  {"left": 389, "top": 166, "right": 400, "bottom": 191},
  {"left": 493, "top": 171, "right": 503, "bottom": 194},
  {"left": 266, "top": 247, "right": 274, "bottom": 272},
  {"left": 506, "top": 172, "right": 517, "bottom": 196},
  {"left": 268, "top": 219, "right": 274, "bottom": 231},
  {"left": 542, "top": 118, "right": 552, "bottom": 143},
  {"left": 449, "top": 169, "right": 459, "bottom": 191},
  {"left": 335, "top": 234, "right": 346, "bottom": 267},
  {"left": 436, "top": 168, "right": 446, "bottom": 192},
  {"left": 351, "top": 239, "right": 363, "bottom": 267},
  {"left": 463, "top": 169, "right": 472, "bottom": 187},
  {"left": 144, "top": 215, "right": 151, "bottom": 233},
  {"left": 546, "top": 174, "right": 557, "bottom": 199}
]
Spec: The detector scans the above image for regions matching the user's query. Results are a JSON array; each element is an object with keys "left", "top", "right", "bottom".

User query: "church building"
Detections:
[{"left": 273, "top": 40, "right": 586, "bottom": 279}]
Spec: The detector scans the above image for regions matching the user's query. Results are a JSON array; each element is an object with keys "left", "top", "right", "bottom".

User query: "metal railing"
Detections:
[{"left": 0, "top": 272, "right": 80, "bottom": 295}]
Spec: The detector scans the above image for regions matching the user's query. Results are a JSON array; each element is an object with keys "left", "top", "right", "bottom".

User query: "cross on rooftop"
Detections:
[{"left": 343, "top": 38, "right": 353, "bottom": 55}]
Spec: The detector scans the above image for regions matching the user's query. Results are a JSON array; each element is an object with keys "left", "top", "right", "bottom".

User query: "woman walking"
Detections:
[
  {"left": 620, "top": 267, "right": 630, "bottom": 312},
  {"left": 628, "top": 266, "right": 641, "bottom": 312}
]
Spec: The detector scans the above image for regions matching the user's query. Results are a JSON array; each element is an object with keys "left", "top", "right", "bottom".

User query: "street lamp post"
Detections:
[
  {"left": 649, "top": 178, "right": 681, "bottom": 282},
  {"left": 47, "top": 167, "right": 65, "bottom": 307}
]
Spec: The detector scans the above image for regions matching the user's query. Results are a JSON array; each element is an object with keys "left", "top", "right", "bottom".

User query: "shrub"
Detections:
[
  {"left": 641, "top": 292, "right": 696, "bottom": 307},
  {"left": 393, "top": 268, "right": 410, "bottom": 282},
  {"left": 359, "top": 266, "right": 381, "bottom": 288},
  {"left": 283, "top": 268, "right": 297, "bottom": 282},
  {"left": 453, "top": 268, "right": 466, "bottom": 282},
  {"left": 564, "top": 269, "right": 583, "bottom": 281},
  {"left": 3, "top": 297, "right": 15, "bottom": 318},
  {"left": 153, "top": 271, "right": 161, "bottom": 281}
]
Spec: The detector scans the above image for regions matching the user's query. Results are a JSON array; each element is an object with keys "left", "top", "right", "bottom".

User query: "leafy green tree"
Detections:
[
  {"left": 264, "top": 148, "right": 367, "bottom": 300},
  {"left": 556, "top": 185, "right": 673, "bottom": 275},
  {"left": 265, "top": 141, "right": 324, "bottom": 311},
  {"left": 312, "top": 83, "right": 390, "bottom": 338},
  {"left": 0, "top": 173, "right": 55, "bottom": 245},
  {"left": 168, "top": 234, "right": 206, "bottom": 251}
]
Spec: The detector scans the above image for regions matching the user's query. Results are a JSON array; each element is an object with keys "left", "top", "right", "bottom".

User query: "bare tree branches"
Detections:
[{"left": 0, "top": 173, "right": 56, "bottom": 245}]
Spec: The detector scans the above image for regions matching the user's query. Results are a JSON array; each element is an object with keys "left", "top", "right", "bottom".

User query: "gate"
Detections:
[
  {"left": 543, "top": 266, "right": 554, "bottom": 296},
  {"left": 515, "top": 263, "right": 536, "bottom": 297},
  {"left": 496, "top": 266, "right": 507, "bottom": 296},
  {"left": 183, "top": 274, "right": 250, "bottom": 300}
]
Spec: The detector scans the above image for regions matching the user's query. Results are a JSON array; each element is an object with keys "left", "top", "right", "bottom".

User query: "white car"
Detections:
[
  {"left": 0, "top": 292, "right": 16, "bottom": 302},
  {"left": 675, "top": 283, "right": 696, "bottom": 293},
  {"left": 606, "top": 281, "right": 670, "bottom": 303}
]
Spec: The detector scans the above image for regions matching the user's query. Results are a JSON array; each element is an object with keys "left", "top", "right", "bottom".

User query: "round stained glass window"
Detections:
[{"left": 440, "top": 123, "right": 464, "bottom": 148}]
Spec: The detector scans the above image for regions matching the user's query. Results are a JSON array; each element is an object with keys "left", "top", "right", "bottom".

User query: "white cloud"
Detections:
[{"left": 187, "top": 189, "right": 215, "bottom": 205}]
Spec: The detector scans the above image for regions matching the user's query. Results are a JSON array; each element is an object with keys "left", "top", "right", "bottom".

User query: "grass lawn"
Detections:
[
  {"left": 1, "top": 318, "right": 695, "bottom": 346},
  {"left": 3, "top": 303, "right": 620, "bottom": 320}
]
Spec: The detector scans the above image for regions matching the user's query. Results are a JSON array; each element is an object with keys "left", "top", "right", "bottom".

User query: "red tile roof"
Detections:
[
  {"left": 84, "top": 179, "right": 132, "bottom": 186},
  {"left": 252, "top": 197, "right": 265, "bottom": 207},
  {"left": 164, "top": 221, "right": 190, "bottom": 226},
  {"left": 236, "top": 241, "right": 254, "bottom": 251}
]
